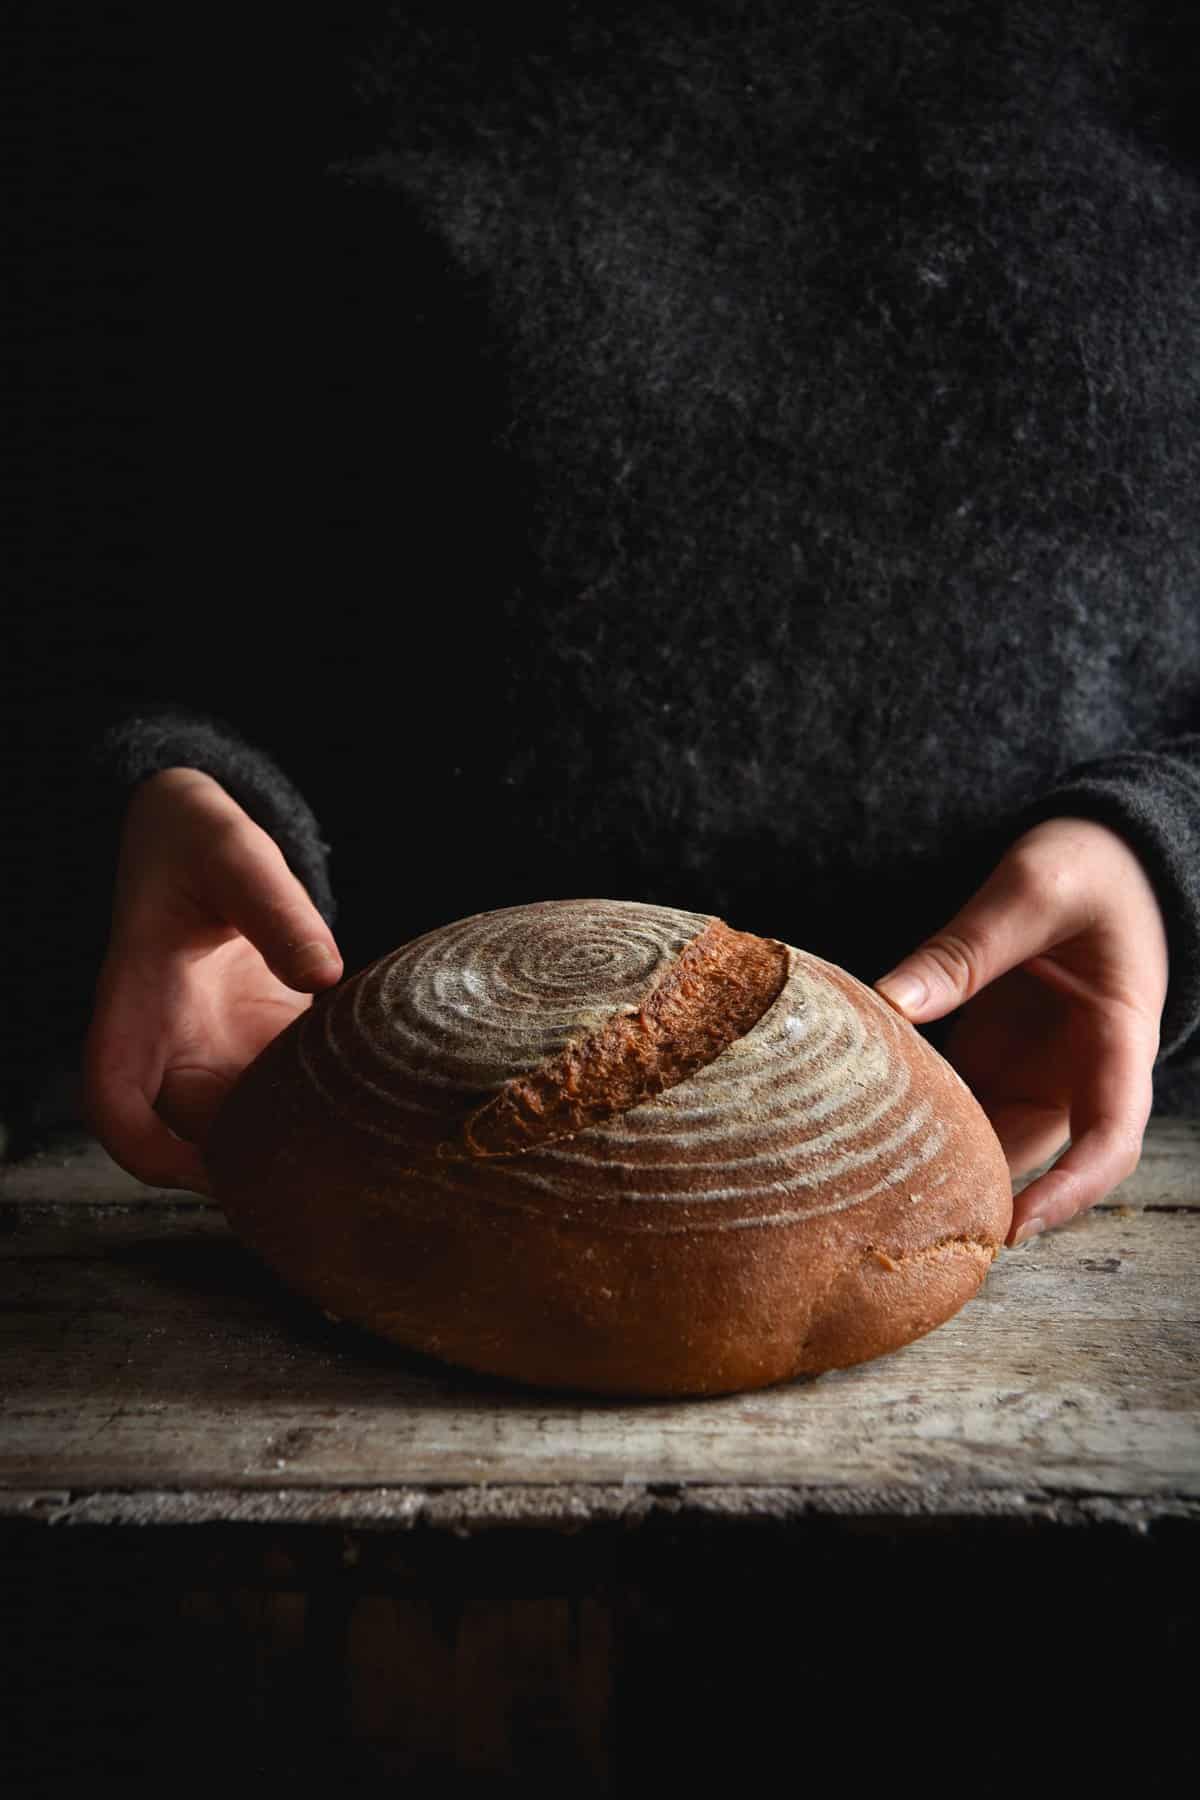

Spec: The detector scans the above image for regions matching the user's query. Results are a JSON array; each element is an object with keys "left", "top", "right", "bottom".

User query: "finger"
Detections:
[
  {"left": 200, "top": 823, "right": 343, "bottom": 993},
  {"left": 83, "top": 1025, "right": 213, "bottom": 1195},
  {"left": 1007, "top": 1027, "right": 1154, "bottom": 1246},
  {"left": 874, "top": 849, "right": 1084, "bottom": 1025}
]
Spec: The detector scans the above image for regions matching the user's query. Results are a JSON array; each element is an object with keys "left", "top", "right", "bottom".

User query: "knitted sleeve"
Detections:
[{"left": 80, "top": 706, "right": 337, "bottom": 929}]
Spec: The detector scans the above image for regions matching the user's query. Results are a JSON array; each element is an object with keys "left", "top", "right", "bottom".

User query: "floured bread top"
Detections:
[
  {"left": 288, "top": 899, "right": 972, "bottom": 1233},
  {"left": 343, "top": 898, "right": 723, "bottom": 1091}
]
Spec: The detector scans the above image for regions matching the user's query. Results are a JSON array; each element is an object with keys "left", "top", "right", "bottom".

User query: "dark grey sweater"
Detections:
[{"left": 8, "top": 0, "right": 1200, "bottom": 1145}]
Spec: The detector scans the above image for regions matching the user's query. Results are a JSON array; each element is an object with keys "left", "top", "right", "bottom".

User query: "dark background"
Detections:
[
  {"left": 9, "top": 4, "right": 404, "bottom": 778},
  {"left": 7, "top": 4, "right": 488, "bottom": 1136}
]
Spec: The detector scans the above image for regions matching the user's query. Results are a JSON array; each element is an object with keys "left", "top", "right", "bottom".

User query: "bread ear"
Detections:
[{"left": 462, "top": 917, "right": 788, "bottom": 1155}]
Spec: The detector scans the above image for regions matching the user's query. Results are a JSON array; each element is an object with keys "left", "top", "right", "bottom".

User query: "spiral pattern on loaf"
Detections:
[
  {"left": 294, "top": 898, "right": 957, "bottom": 1233},
  {"left": 299, "top": 899, "right": 710, "bottom": 1097}
]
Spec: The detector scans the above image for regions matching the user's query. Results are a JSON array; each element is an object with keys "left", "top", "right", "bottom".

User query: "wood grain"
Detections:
[{"left": 1, "top": 1125, "right": 1197, "bottom": 1516}]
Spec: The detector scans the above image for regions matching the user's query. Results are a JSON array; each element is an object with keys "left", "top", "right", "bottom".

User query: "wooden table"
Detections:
[{"left": 3, "top": 1123, "right": 1198, "bottom": 1791}]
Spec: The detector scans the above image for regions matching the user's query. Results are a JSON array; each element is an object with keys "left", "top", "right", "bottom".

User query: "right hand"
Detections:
[{"left": 83, "top": 768, "right": 343, "bottom": 1194}]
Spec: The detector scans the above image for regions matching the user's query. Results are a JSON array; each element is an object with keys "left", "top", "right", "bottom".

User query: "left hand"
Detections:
[{"left": 874, "top": 817, "right": 1169, "bottom": 1247}]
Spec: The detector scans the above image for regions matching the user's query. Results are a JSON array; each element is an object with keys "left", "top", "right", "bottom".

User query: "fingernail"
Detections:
[
  {"left": 876, "top": 972, "right": 927, "bottom": 1015},
  {"left": 1013, "top": 1216, "right": 1046, "bottom": 1247},
  {"left": 294, "top": 943, "right": 339, "bottom": 984}
]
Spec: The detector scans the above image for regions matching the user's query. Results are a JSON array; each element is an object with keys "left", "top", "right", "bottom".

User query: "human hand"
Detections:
[
  {"left": 874, "top": 817, "right": 1168, "bottom": 1247},
  {"left": 83, "top": 768, "right": 343, "bottom": 1194}
]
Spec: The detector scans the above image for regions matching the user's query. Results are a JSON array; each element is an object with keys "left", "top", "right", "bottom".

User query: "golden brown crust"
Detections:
[{"left": 205, "top": 899, "right": 1013, "bottom": 1397}]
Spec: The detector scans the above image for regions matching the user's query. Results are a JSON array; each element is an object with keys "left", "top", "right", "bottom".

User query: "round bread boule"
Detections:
[{"left": 204, "top": 898, "right": 1013, "bottom": 1396}]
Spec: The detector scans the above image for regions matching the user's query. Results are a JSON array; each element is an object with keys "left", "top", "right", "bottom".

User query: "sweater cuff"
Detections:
[
  {"left": 1008, "top": 737, "right": 1200, "bottom": 1064},
  {"left": 82, "top": 706, "right": 337, "bottom": 928}
]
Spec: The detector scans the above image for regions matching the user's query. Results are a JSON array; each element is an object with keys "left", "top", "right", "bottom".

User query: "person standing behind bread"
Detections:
[{"left": 10, "top": 4, "right": 1199, "bottom": 1255}]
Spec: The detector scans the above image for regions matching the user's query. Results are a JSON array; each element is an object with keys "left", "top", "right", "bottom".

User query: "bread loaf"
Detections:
[{"left": 205, "top": 899, "right": 1013, "bottom": 1396}]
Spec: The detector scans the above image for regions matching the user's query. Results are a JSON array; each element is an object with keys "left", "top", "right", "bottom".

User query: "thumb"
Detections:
[
  {"left": 874, "top": 858, "right": 1070, "bottom": 1024},
  {"left": 202, "top": 827, "right": 344, "bottom": 993}
]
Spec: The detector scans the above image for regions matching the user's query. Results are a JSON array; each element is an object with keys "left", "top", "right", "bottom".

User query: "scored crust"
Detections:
[{"left": 463, "top": 918, "right": 789, "bottom": 1155}]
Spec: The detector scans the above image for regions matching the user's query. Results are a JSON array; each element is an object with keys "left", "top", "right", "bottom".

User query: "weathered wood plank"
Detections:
[
  {"left": 1, "top": 1125, "right": 1197, "bottom": 1502},
  {"left": 5, "top": 1483, "right": 1197, "bottom": 1531},
  {"left": 1129, "top": 1115, "right": 1200, "bottom": 1205}
]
